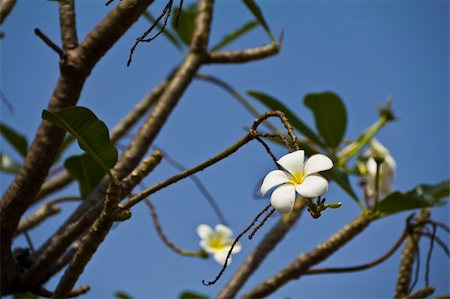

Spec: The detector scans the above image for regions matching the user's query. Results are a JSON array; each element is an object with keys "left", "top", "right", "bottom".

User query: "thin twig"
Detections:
[
  {"left": 241, "top": 214, "right": 371, "bottom": 298},
  {"left": 425, "top": 223, "right": 437, "bottom": 286},
  {"left": 217, "top": 200, "right": 305, "bottom": 299},
  {"left": 194, "top": 74, "right": 278, "bottom": 133},
  {"left": 427, "top": 220, "right": 450, "bottom": 234},
  {"left": 15, "top": 203, "right": 62, "bottom": 236},
  {"left": 127, "top": 0, "right": 173, "bottom": 66},
  {"left": 152, "top": 146, "right": 228, "bottom": 225},
  {"left": 24, "top": 231, "right": 36, "bottom": 255},
  {"left": 304, "top": 228, "right": 409, "bottom": 275},
  {"left": 248, "top": 208, "right": 275, "bottom": 240},
  {"left": 258, "top": 132, "right": 293, "bottom": 152},
  {"left": 0, "top": 90, "right": 14, "bottom": 114},
  {"left": 202, "top": 204, "right": 272, "bottom": 286},
  {"left": 144, "top": 198, "right": 203, "bottom": 257},
  {"left": 34, "top": 28, "right": 64, "bottom": 58},
  {"left": 253, "top": 134, "right": 281, "bottom": 169},
  {"left": 421, "top": 231, "right": 450, "bottom": 257}
]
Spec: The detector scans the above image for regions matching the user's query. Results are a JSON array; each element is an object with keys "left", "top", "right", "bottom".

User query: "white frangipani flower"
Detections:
[
  {"left": 261, "top": 150, "right": 334, "bottom": 214},
  {"left": 365, "top": 139, "right": 396, "bottom": 199},
  {"left": 197, "top": 224, "right": 241, "bottom": 265}
]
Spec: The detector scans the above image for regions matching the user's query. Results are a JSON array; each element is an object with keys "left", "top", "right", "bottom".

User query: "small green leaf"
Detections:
[
  {"left": 171, "top": 5, "right": 196, "bottom": 46},
  {"left": 375, "top": 179, "right": 450, "bottom": 217},
  {"left": 304, "top": 92, "right": 347, "bottom": 149},
  {"left": 179, "top": 291, "right": 209, "bottom": 299},
  {"left": 242, "top": 0, "right": 275, "bottom": 41},
  {"left": 42, "top": 107, "right": 118, "bottom": 174},
  {"left": 0, "top": 122, "right": 28, "bottom": 157},
  {"left": 114, "top": 291, "right": 133, "bottom": 299},
  {"left": 65, "top": 154, "right": 106, "bottom": 198},
  {"left": 211, "top": 21, "right": 259, "bottom": 52},
  {"left": 142, "top": 10, "right": 183, "bottom": 51},
  {"left": 0, "top": 152, "right": 21, "bottom": 174},
  {"left": 247, "top": 90, "right": 323, "bottom": 146}
]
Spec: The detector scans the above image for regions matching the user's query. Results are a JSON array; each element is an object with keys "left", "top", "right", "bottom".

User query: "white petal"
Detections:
[
  {"left": 270, "top": 184, "right": 296, "bottom": 214},
  {"left": 197, "top": 224, "right": 213, "bottom": 240},
  {"left": 200, "top": 240, "right": 214, "bottom": 253},
  {"left": 213, "top": 250, "right": 231, "bottom": 265},
  {"left": 276, "top": 150, "right": 305, "bottom": 177},
  {"left": 231, "top": 242, "right": 241, "bottom": 254},
  {"left": 261, "top": 170, "right": 291, "bottom": 196},
  {"left": 384, "top": 155, "right": 396, "bottom": 172},
  {"left": 303, "top": 154, "right": 333, "bottom": 176},
  {"left": 366, "top": 157, "right": 377, "bottom": 176},
  {"left": 296, "top": 174, "right": 329, "bottom": 198},
  {"left": 215, "top": 224, "right": 233, "bottom": 239}
]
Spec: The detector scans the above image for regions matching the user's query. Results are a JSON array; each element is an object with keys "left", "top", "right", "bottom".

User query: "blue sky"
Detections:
[{"left": 1, "top": 0, "right": 449, "bottom": 298}]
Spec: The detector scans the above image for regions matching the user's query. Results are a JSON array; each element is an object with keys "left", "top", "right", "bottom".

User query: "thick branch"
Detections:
[
  {"left": 242, "top": 214, "right": 371, "bottom": 298},
  {"left": 394, "top": 209, "right": 430, "bottom": 298},
  {"left": 205, "top": 43, "right": 280, "bottom": 64},
  {"left": 52, "top": 184, "right": 129, "bottom": 298},
  {"left": 59, "top": 0, "right": 78, "bottom": 50},
  {"left": 20, "top": 0, "right": 214, "bottom": 290}
]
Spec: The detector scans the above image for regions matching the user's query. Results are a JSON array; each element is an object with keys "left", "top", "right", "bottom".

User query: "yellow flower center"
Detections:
[
  {"left": 290, "top": 171, "right": 305, "bottom": 185},
  {"left": 208, "top": 235, "right": 227, "bottom": 251}
]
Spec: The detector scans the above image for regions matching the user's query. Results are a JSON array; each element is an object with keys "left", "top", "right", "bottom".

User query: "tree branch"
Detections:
[
  {"left": 217, "top": 200, "right": 305, "bottom": 299},
  {"left": 0, "top": 0, "right": 17, "bottom": 25},
  {"left": 52, "top": 183, "right": 129, "bottom": 298},
  {"left": 241, "top": 214, "right": 371, "bottom": 298},
  {"left": 304, "top": 227, "right": 408, "bottom": 275},
  {"left": 34, "top": 28, "right": 64, "bottom": 58},
  {"left": 144, "top": 198, "right": 206, "bottom": 257},
  {"left": 15, "top": 204, "right": 61, "bottom": 236},
  {"left": 205, "top": 42, "right": 280, "bottom": 64},
  {"left": 59, "top": 0, "right": 78, "bottom": 50},
  {"left": 394, "top": 209, "right": 431, "bottom": 298}
]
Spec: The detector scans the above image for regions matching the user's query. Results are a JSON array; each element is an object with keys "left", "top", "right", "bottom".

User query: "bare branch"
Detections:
[
  {"left": 52, "top": 183, "right": 129, "bottom": 298},
  {"left": 152, "top": 146, "right": 228, "bottom": 225},
  {"left": 34, "top": 28, "right": 64, "bottom": 58},
  {"left": 304, "top": 228, "right": 408, "bottom": 275},
  {"left": 144, "top": 198, "right": 205, "bottom": 257},
  {"left": 59, "top": 0, "right": 78, "bottom": 50},
  {"left": 15, "top": 204, "right": 61, "bottom": 236},
  {"left": 241, "top": 214, "right": 371, "bottom": 298},
  {"left": 205, "top": 43, "right": 280, "bottom": 64},
  {"left": 395, "top": 209, "right": 430, "bottom": 298},
  {"left": 122, "top": 150, "right": 163, "bottom": 194},
  {"left": 0, "top": 0, "right": 17, "bottom": 24},
  {"left": 34, "top": 284, "right": 90, "bottom": 298},
  {"left": 217, "top": 200, "right": 305, "bottom": 299}
]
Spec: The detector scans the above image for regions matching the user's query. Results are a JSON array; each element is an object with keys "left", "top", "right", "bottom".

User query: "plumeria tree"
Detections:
[{"left": 1, "top": 0, "right": 449, "bottom": 298}]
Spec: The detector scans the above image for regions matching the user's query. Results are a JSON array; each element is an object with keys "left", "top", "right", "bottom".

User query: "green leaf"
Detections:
[
  {"left": 179, "top": 291, "right": 209, "bottom": 299},
  {"left": 375, "top": 179, "right": 450, "bottom": 217},
  {"left": 54, "top": 134, "right": 76, "bottom": 163},
  {"left": 211, "top": 21, "right": 259, "bottom": 52},
  {"left": 171, "top": 5, "right": 196, "bottom": 46},
  {"left": 0, "top": 152, "right": 21, "bottom": 174},
  {"left": 242, "top": 0, "right": 275, "bottom": 41},
  {"left": 304, "top": 92, "right": 347, "bottom": 149},
  {"left": 142, "top": 11, "right": 183, "bottom": 51},
  {"left": 65, "top": 154, "right": 106, "bottom": 198},
  {"left": 114, "top": 291, "right": 133, "bottom": 299},
  {"left": 247, "top": 91, "right": 323, "bottom": 146},
  {"left": 0, "top": 122, "right": 28, "bottom": 157},
  {"left": 42, "top": 107, "right": 118, "bottom": 174}
]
